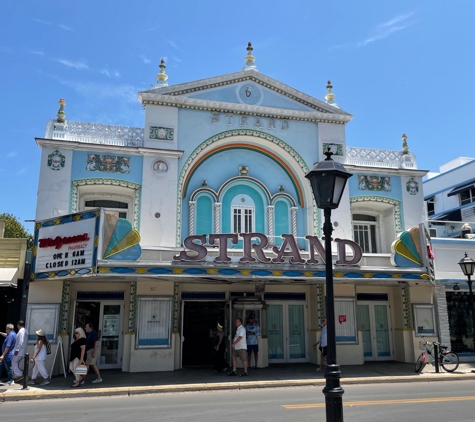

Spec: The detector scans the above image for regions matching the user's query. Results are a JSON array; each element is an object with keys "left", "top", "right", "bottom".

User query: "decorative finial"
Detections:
[
  {"left": 243, "top": 42, "right": 258, "bottom": 71},
  {"left": 155, "top": 59, "right": 169, "bottom": 88},
  {"left": 402, "top": 134, "right": 409, "bottom": 154},
  {"left": 278, "top": 185, "right": 285, "bottom": 192},
  {"left": 324, "top": 80, "right": 338, "bottom": 107},
  {"left": 324, "top": 147, "right": 334, "bottom": 161},
  {"left": 56, "top": 98, "right": 66, "bottom": 123}
]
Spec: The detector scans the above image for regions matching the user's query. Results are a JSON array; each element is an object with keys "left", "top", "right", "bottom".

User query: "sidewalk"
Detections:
[{"left": 2, "top": 361, "right": 475, "bottom": 402}]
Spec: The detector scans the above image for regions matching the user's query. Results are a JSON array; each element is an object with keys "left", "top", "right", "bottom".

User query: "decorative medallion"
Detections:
[
  {"left": 406, "top": 178, "right": 419, "bottom": 195},
  {"left": 322, "top": 143, "right": 343, "bottom": 156},
  {"left": 357, "top": 175, "right": 391, "bottom": 192},
  {"left": 152, "top": 160, "right": 169, "bottom": 176},
  {"left": 237, "top": 83, "right": 262, "bottom": 105},
  {"left": 149, "top": 126, "right": 174, "bottom": 141},
  {"left": 47, "top": 150, "right": 65, "bottom": 171},
  {"left": 86, "top": 154, "right": 130, "bottom": 173}
]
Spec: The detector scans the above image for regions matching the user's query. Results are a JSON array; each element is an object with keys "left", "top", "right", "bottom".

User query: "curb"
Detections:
[{"left": 3, "top": 373, "right": 475, "bottom": 402}]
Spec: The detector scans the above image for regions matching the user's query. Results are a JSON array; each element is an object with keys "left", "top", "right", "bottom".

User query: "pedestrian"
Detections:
[
  {"left": 213, "top": 322, "right": 228, "bottom": 373},
  {"left": 85, "top": 322, "right": 102, "bottom": 383},
  {"left": 69, "top": 327, "right": 86, "bottom": 388},
  {"left": 29, "top": 329, "right": 50, "bottom": 386},
  {"left": 245, "top": 314, "right": 260, "bottom": 368},
  {"left": 13, "top": 320, "right": 28, "bottom": 382},
  {"left": 0, "top": 323, "right": 17, "bottom": 386},
  {"left": 228, "top": 318, "right": 248, "bottom": 377},
  {"left": 313, "top": 317, "right": 327, "bottom": 372}
]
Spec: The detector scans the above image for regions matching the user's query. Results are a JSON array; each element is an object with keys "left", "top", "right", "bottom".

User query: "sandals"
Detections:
[
  {"left": 239, "top": 372, "right": 249, "bottom": 377},
  {"left": 227, "top": 371, "right": 238, "bottom": 376}
]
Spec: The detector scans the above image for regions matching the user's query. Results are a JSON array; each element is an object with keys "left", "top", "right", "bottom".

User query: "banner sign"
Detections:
[{"left": 32, "top": 210, "right": 101, "bottom": 279}]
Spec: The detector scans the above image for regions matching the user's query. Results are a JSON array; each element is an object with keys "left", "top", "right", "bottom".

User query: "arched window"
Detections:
[{"left": 231, "top": 194, "right": 255, "bottom": 233}]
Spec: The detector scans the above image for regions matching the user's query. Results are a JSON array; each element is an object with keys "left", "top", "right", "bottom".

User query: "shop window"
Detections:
[
  {"left": 426, "top": 197, "right": 435, "bottom": 216},
  {"left": 85, "top": 199, "right": 128, "bottom": 219},
  {"left": 334, "top": 298, "right": 357, "bottom": 343},
  {"left": 232, "top": 206, "right": 254, "bottom": 233},
  {"left": 412, "top": 304, "right": 436, "bottom": 335},
  {"left": 460, "top": 188, "right": 475, "bottom": 206},
  {"left": 352, "top": 214, "right": 378, "bottom": 253},
  {"left": 136, "top": 297, "right": 172, "bottom": 348}
]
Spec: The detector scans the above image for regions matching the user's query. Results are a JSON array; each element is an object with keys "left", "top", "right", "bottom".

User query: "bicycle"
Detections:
[{"left": 415, "top": 335, "right": 459, "bottom": 373}]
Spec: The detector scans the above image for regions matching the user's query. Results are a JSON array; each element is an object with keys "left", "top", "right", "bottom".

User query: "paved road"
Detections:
[{"left": 2, "top": 380, "right": 475, "bottom": 421}]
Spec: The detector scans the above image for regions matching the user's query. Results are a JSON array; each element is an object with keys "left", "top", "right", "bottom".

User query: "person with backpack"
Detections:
[{"left": 28, "top": 329, "right": 50, "bottom": 386}]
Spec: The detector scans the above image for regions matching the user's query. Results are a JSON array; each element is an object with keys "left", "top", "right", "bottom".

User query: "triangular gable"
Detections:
[{"left": 139, "top": 70, "right": 351, "bottom": 116}]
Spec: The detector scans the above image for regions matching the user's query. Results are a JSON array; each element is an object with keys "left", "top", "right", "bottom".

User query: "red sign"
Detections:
[
  {"left": 338, "top": 315, "right": 346, "bottom": 324},
  {"left": 38, "top": 233, "right": 90, "bottom": 250}
]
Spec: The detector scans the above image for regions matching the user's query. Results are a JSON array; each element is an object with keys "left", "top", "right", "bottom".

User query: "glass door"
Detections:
[
  {"left": 267, "top": 303, "right": 307, "bottom": 363},
  {"left": 100, "top": 303, "right": 122, "bottom": 368},
  {"left": 357, "top": 301, "right": 392, "bottom": 360}
]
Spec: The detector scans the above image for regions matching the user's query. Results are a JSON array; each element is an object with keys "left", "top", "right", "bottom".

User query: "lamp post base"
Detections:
[{"left": 323, "top": 363, "right": 345, "bottom": 422}]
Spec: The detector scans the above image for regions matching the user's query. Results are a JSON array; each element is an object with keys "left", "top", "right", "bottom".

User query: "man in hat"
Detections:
[
  {"left": 13, "top": 320, "right": 28, "bottom": 382},
  {"left": 0, "top": 324, "right": 17, "bottom": 386}
]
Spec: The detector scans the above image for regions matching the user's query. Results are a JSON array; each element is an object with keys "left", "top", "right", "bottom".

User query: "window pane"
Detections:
[{"left": 136, "top": 298, "right": 172, "bottom": 348}]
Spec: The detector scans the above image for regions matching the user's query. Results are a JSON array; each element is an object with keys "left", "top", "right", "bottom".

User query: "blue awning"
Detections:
[{"left": 448, "top": 182, "right": 475, "bottom": 197}]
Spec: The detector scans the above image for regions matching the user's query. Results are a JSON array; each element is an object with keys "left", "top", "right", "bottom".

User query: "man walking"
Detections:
[
  {"left": 245, "top": 314, "right": 260, "bottom": 368},
  {"left": 313, "top": 317, "right": 327, "bottom": 372},
  {"left": 85, "top": 323, "right": 102, "bottom": 383},
  {"left": 13, "top": 320, "right": 28, "bottom": 382},
  {"left": 228, "top": 318, "right": 248, "bottom": 377},
  {"left": 0, "top": 324, "right": 17, "bottom": 386}
]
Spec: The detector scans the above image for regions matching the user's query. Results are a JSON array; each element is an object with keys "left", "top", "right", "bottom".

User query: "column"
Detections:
[
  {"left": 127, "top": 281, "right": 137, "bottom": 333},
  {"left": 291, "top": 207, "right": 298, "bottom": 237},
  {"left": 59, "top": 280, "right": 71, "bottom": 334},
  {"left": 267, "top": 205, "right": 274, "bottom": 245},
  {"left": 214, "top": 202, "right": 222, "bottom": 234},
  {"left": 188, "top": 201, "right": 196, "bottom": 236}
]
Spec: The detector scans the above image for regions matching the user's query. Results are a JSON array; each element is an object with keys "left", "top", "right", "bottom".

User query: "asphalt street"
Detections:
[{"left": 1, "top": 380, "right": 475, "bottom": 421}]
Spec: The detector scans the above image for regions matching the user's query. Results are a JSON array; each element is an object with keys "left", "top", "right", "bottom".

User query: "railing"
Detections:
[
  {"left": 345, "top": 147, "right": 415, "bottom": 169},
  {"left": 428, "top": 220, "right": 475, "bottom": 239},
  {"left": 52, "top": 121, "right": 144, "bottom": 147}
]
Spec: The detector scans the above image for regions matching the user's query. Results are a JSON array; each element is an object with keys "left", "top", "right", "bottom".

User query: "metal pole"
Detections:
[
  {"left": 21, "top": 353, "right": 29, "bottom": 390},
  {"left": 467, "top": 275, "right": 475, "bottom": 355},
  {"left": 322, "top": 207, "right": 344, "bottom": 422},
  {"left": 433, "top": 343, "right": 439, "bottom": 373}
]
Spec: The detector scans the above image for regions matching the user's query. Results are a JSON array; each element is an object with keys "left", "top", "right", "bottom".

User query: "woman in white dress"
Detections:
[{"left": 29, "top": 329, "right": 50, "bottom": 386}]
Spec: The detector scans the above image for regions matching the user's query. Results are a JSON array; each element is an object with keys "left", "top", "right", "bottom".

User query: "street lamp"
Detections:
[
  {"left": 305, "top": 148, "right": 353, "bottom": 422},
  {"left": 458, "top": 252, "right": 475, "bottom": 364}
]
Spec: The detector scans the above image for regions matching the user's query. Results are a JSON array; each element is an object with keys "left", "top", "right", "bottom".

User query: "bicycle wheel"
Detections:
[
  {"left": 441, "top": 352, "right": 459, "bottom": 372},
  {"left": 415, "top": 353, "right": 425, "bottom": 373},
  {"left": 18, "top": 357, "right": 35, "bottom": 373}
]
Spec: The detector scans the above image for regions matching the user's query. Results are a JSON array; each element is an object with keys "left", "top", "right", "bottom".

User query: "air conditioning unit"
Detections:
[{"left": 429, "top": 228, "right": 438, "bottom": 238}]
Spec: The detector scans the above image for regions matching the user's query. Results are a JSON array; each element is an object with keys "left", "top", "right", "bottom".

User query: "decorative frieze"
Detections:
[
  {"left": 48, "top": 150, "right": 65, "bottom": 171},
  {"left": 406, "top": 178, "right": 419, "bottom": 195},
  {"left": 322, "top": 143, "right": 343, "bottom": 156},
  {"left": 149, "top": 126, "right": 174, "bottom": 141},
  {"left": 86, "top": 154, "right": 131, "bottom": 174},
  {"left": 357, "top": 175, "right": 391, "bottom": 192}
]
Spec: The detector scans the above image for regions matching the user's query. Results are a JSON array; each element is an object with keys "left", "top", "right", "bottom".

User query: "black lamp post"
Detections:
[
  {"left": 306, "top": 149, "right": 353, "bottom": 422},
  {"left": 458, "top": 252, "right": 475, "bottom": 360}
]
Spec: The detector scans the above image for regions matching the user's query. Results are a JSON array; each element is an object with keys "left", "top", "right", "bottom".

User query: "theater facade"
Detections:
[{"left": 30, "top": 45, "right": 435, "bottom": 372}]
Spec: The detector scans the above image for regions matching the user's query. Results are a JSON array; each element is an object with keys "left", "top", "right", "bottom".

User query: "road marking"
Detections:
[{"left": 283, "top": 396, "right": 475, "bottom": 409}]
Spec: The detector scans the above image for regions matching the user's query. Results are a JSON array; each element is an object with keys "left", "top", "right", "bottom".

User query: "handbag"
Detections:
[{"left": 75, "top": 363, "right": 87, "bottom": 375}]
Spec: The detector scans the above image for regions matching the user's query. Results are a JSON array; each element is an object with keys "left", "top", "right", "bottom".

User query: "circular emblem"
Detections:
[
  {"left": 152, "top": 160, "right": 168, "bottom": 176},
  {"left": 237, "top": 83, "right": 262, "bottom": 105}
]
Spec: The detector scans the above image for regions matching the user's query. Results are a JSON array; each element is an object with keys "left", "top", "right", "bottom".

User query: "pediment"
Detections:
[{"left": 138, "top": 70, "right": 351, "bottom": 117}]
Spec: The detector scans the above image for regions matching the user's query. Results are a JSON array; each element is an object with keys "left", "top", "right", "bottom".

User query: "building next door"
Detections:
[
  {"left": 357, "top": 299, "right": 392, "bottom": 360},
  {"left": 73, "top": 298, "right": 124, "bottom": 369},
  {"left": 267, "top": 302, "right": 307, "bottom": 363}
]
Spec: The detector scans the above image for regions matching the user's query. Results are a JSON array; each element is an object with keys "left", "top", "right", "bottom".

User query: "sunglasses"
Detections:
[{"left": 74, "top": 332, "right": 79, "bottom": 335}]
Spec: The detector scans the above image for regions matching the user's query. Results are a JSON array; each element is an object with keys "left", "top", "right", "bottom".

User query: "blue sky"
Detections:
[{"left": 1, "top": 1, "right": 474, "bottom": 233}]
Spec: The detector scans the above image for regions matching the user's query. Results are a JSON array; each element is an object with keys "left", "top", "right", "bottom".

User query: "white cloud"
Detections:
[
  {"left": 357, "top": 12, "right": 416, "bottom": 47},
  {"left": 139, "top": 55, "right": 151, "bottom": 64},
  {"left": 59, "top": 24, "right": 73, "bottom": 31},
  {"left": 172, "top": 55, "right": 181, "bottom": 63},
  {"left": 59, "top": 79, "right": 139, "bottom": 104},
  {"left": 30, "top": 50, "right": 44, "bottom": 56},
  {"left": 8, "top": 151, "right": 18, "bottom": 158},
  {"left": 16, "top": 168, "right": 27, "bottom": 176},
  {"left": 101, "top": 69, "right": 111, "bottom": 78},
  {"left": 114, "top": 71, "right": 121, "bottom": 78},
  {"left": 168, "top": 40, "right": 178, "bottom": 49},
  {"left": 55, "top": 58, "right": 89, "bottom": 70},
  {"left": 33, "top": 18, "right": 51, "bottom": 25},
  {"left": 142, "top": 25, "right": 159, "bottom": 32}
]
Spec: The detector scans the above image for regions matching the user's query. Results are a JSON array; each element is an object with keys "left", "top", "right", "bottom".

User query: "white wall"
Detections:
[{"left": 144, "top": 105, "right": 179, "bottom": 150}]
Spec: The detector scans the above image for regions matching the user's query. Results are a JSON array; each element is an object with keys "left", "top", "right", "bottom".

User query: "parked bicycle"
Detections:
[{"left": 415, "top": 335, "right": 459, "bottom": 373}]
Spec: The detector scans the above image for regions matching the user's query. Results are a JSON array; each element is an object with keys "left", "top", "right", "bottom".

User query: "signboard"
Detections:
[
  {"left": 102, "top": 314, "right": 120, "bottom": 336},
  {"left": 32, "top": 210, "right": 101, "bottom": 279},
  {"left": 26, "top": 304, "right": 60, "bottom": 343}
]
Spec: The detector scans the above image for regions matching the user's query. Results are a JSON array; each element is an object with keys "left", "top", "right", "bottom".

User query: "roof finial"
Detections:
[
  {"left": 56, "top": 98, "right": 66, "bottom": 123},
  {"left": 325, "top": 80, "right": 338, "bottom": 107},
  {"left": 243, "top": 42, "right": 258, "bottom": 71},
  {"left": 155, "top": 59, "right": 169, "bottom": 88},
  {"left": 402, "top": 134, "right": 409, "bottom": 155}
]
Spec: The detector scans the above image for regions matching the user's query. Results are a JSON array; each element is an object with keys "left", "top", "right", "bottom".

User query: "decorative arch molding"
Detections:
[
  {"left": 71, "top": 178, "right": 141, "bottom": 230},
  {"left": 271, "top": 192, "right": 297, "bottom": 207},
  {"left": 176, "top": 129, "right": 311, "bottom": 246},
  {"left": 217, "top": 176, "right": 272, "bottom": 204},
  {"left": 190, "top": 187, "right": 218, "bottom": 202},
  {"left": 350, "top": 196, "right": 402, "bottom": 234}
]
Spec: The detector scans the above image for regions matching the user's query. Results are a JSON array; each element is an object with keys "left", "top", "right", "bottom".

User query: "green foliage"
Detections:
[{"left": 0, "top": 213, "right": 34, "bottom": 250}]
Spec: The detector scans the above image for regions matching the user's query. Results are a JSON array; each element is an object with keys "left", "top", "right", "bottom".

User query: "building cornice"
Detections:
[
  {"left": 343, "top": 164, "right": 428, "bottom": 176},
  {"left": 138, "top": 70, "right": 352, "bottom": 116},
  {"left": 139, "top": 94, "right": 352, "bottom": 125},
  {"left": 35, "top": 138, "right": 184, "bottom": 158}
]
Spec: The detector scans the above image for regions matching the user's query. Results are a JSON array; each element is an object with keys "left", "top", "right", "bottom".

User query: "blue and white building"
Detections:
[{"left": 29, "top": 45, "right": 435, "bottom": 372}]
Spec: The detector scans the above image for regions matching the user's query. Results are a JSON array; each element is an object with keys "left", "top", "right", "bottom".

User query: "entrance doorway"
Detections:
[
  {"left": 267, "top": 303, "right": 307, "bottom": 363},
  {"left": 357, "top": 301, "right": 392, "bottom": 360},
  {"left": 182, "top": 301, "right": 226, "bottom": 367},
  {"left": 73, "top": 301, "right": 123, "bottom": 369}
]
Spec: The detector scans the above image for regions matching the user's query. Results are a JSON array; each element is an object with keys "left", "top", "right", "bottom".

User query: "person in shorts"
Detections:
[
  {"left": 228, "top": 318, "right": 248, "bottom": 377},
  {"left": 313, "top": 317, "right": 327, "bottom": 372},
  {"left": 85, "top": 323, "right": 102, "bottom": 383},
  {"left": 245, "top": 314, "right": 260, "bottom": 368}
]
